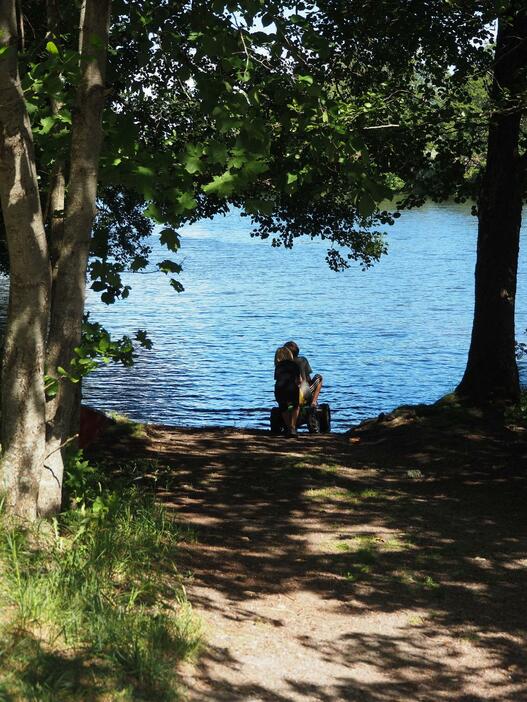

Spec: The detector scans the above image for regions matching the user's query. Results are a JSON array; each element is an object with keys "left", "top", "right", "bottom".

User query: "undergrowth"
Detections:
[{"left": 0, "top": 454, "right": 200, "bottom": 701}]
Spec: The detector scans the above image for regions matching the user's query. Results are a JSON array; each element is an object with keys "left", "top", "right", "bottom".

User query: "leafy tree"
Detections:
[
  {"left": 308, "top": 0, "right": 527, "bottom": 403},
  {"left": 0, "top": 0, "right": 391, "bottom": 520}
]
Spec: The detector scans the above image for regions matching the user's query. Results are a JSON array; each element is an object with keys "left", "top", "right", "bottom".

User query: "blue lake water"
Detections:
[{"left": 83, "top": 203, "right": 527, "bottom": 432}]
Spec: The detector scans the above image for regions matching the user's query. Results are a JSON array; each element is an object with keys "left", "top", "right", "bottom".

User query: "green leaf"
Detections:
[
  {"left": 184, "top": 144, "right": 204, "bottom": 174},
  {"left": 130, "top": 255, "right": 149, "bottom": 271},
  {"left": 242, "top": 158, "right": 269, "bottom": 177},
  {"left": 46, "top": 41, "right": 59, "bottom": 55},
  {"left": 357, "top": 192, "right": 376, "bottom": 218},
  {"left": 177, "top": 191, "right": 197, "bottom": 211},
  {"left": 297, "top": 74, "right": 314, "bottom": 85},
  {"left": 25, "top": 101, "right": 38, "bottom": 114},
  {"left": 144, "top": 202, "right": 162, "bottom": 221},
  {"left": 44, "top": 376, "right": 59, "bottom": 398},
  {"left": 170, "top": 279, "right": 184, "bottom": 293},
  {"left": 158, "top": 259, "right": 182, "bottom": 274},
  {"left": 206, "top": 141, "right": 228, "bottom": 165},
  {"left": 39, "top": 115, "right": 56, "bottom": 134},
  {"left": 202, "top": 170, "right": 237, "bottom": 197},
  {"left": 135, "top": 329, "right": 153, "bottom": 350},
  {"left": 244, "top": 199, "right": 274, "bottom": 215},
  {"left": 159, "top": 228, "right": 180, "bottom": 252},
  {"left": 134, "top": 165, "right": 155, "bottom": 177}
]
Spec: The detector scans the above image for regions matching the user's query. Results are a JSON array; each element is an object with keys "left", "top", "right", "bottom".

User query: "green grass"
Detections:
[
  {"left": 290, "top": 460, "right": 341, "bottom": 474},
  {"left": 107, "top": 412, "right": 148, "bottom": 440},
  {"left": 305, "top": 486, "right": 381, "bottom": 503},
  {"left": 0, "top": 485, "right": 201, "bottom": 701}
]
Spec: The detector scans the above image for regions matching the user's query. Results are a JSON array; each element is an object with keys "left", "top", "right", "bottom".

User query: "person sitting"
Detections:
[
  {"left": 284, "top": 340, "right": 323, "bottom": 407},
  {"left": 274, "top": 345, "right": 301, "bottom": 438}
]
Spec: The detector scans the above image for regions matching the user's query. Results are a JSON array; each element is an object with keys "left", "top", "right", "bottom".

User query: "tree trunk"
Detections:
[
  {"left": 457, "top": 8, "right": 527, "bottom": 405},
  {"left": 39, "top": 0, "right": 112, "bottom": 515},
  {"left": 0, "top": 2, "right": 51, "bottom": 520}
]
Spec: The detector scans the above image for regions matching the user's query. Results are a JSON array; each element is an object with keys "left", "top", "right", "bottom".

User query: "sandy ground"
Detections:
[{"left": 94, "top": 405, "right": 527, "bottom": 701}]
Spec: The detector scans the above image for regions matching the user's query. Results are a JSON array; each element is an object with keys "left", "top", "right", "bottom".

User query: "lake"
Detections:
[{"left": 79, "top": 203, "right": 527, "bottom": 432}]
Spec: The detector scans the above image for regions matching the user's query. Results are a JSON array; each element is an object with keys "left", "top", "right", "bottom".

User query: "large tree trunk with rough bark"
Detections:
[
  {"left": 457, "top": 8, "right": 527, "bottom": 405},
  {"left": 39, "top": 0, "right": 112, "bottom": 515},
  {"left": 0, "top": 2, "right": 51, "bottom": 520}
]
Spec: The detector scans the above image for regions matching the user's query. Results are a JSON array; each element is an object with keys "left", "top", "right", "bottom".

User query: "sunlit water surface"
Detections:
[
  {"left": 79, "top": 203, "right": 527, "bottom": 431},
  {"left": 1, "top": 204, "right": 523, "bottom": 432}
]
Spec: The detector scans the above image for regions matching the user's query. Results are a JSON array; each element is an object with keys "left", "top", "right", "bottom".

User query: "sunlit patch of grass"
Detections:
[
  {"left": 394, "top": 569, "right": 441, "bottom": 591},
  {"left": 305, "top": 486, "right": 381, "bottom": 503},
  {"left": 336, "top": 534, "right": 416, "bottom": 584},
  {"left": 108, "top": 412, "right": 147, "bottom": 440},
  {"left": 0, "top": 489, "right": 201, "bottom": 701},
  {"left": 382, "top": 536, "right": 414, "bottom": 551},
  {"left": 335, "top": 534, "right": 413, "bottom": 553}
]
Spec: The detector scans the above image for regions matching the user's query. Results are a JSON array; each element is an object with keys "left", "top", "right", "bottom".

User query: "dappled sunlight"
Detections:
[{"left": 86, "top": 411, "right": 527, "bottom": 700}]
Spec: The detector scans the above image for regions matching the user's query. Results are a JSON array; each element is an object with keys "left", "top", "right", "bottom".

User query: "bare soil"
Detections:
[{"left": 92, "top": 403, "right": 527, "bottom": 701}]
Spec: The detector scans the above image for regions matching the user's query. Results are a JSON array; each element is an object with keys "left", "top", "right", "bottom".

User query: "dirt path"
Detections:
[{"left": 95, "top": 408, "right": 527, "bottom": 701}]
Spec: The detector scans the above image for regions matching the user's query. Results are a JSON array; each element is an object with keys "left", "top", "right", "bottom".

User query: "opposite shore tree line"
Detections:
[{"left": 0, "top": 0, "right": 525, "bottom": 520}]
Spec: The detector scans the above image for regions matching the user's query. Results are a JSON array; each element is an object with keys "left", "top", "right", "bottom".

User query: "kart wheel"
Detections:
[
  {"left": 270, "top": 407, "right": 284, "bottom": 434},
  {"left": 318, "top": 403, "right": 331, "bottom": 433}
]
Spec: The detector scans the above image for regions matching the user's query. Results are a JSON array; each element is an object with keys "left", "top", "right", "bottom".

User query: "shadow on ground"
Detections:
[{"left": 90, "top": 405, "right": 527, "bottom": 701}]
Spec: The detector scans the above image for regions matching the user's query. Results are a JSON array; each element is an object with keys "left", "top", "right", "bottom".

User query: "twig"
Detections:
[
  {"left": 363, "top": 123, "right": 400, "bottom": 130},
  {"left": 44, "top": 433, "right": 80, "bottom": 461}
]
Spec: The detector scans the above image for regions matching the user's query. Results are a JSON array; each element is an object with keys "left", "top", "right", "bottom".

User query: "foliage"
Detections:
[
  {"left": 0, "top": 481, "right": 200, "bottom": 701},
  {"left": 0, "top": 0, "right": 406, "bottom": 295},
  {"left": 44, "top": 317, "right": 152, "bottom": 399},
  {"left": 62, "top": 449, "right": 108, "bottom": 511}
]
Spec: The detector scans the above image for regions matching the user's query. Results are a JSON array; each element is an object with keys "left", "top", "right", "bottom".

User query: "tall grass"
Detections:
[{"left": 0, "top": 477, "right": 200, "bottom": 701}]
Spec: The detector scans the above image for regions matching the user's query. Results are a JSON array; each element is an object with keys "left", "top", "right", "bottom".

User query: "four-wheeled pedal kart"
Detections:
[{"left": 270, "top": 403, "right": 331, "bottom": 434}]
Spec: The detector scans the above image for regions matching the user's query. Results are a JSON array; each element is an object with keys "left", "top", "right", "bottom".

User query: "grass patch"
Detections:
[
  {"left": 335, "top": 534, "right": 415, "bottom": 583},
  {"left": 394, "top": 569, "right": 441, "bottom": 591},
  {"left": 0, "top": 474, "right": 200, "bottom": 701},
  {"left": 107, "top": 412, "right": 147, "bottom": 440},
  {"left": 336, "top": 534, "right": 413, "bottom": 553},
  {"left": 305, "top": 486, "right": 381, "bottom": 503},
  {"left": 291, "top": 460, "right": 341, "bottom": 475}
]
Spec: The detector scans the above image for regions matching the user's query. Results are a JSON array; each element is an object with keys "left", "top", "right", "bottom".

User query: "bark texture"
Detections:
[
  {"left": 0, "top": 2, "right": 51, "bottom": 520},
  {"left": 457, "top": 8, "right": 527, "bottom": 404},
  {"left": 39, "top": 0, "right": 112, "bottom": 515}
]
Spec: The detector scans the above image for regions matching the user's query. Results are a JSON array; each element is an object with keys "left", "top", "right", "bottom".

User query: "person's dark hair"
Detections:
[{"left": 284, "top": 340, "right": 299, "bottom": 357}]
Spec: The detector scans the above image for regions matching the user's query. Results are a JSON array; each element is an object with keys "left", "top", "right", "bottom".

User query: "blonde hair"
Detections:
[{"left": 274, "top": 345, "right": 293, "bottom": 365}]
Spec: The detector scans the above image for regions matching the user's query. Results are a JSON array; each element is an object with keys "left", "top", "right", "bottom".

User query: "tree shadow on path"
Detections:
[{"left": 92, "top": 409, "right": 527, "bottom": 701}]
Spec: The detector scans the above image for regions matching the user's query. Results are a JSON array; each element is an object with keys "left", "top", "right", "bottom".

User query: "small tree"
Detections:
[{"left": 0, "top": 0, "right": 392, "bottom": 519}]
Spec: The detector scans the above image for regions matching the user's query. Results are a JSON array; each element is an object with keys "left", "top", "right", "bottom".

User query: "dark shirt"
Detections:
[
  {"left": 274, "top": 359, "right": 301, "bottom": 387},
  {"left": 295, "top": 355, "right": 313, "bottom": 382}
]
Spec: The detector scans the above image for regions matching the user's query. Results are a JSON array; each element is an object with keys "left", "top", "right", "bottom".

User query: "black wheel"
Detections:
[
  {"left": 307, "top": 407, "right": 320, "bottom": 434},
  {"left": 270, "top": 407, "right": 284, "bottom": 434},
  {"left": 318, "top": 403, "right": 331, "bottom": 433}
]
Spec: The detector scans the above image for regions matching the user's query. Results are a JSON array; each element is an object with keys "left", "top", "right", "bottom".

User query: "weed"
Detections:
[
  {"left": 421, "top": 575, "right": 441, "bottom": 590},
  {"left": 0, "top": 487, "right": 200, "bottom": 701},
  {"left": 343, "top": 564, "right": 372, "bottom": 582},
  {"left": 394, "top": 569, "right": 441, "bottom": 592}
]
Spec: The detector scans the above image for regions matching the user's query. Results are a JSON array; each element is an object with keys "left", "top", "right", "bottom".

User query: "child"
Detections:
[{"left": 274, "top": 346, "right": 301, "bottom": 438}]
